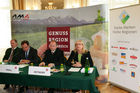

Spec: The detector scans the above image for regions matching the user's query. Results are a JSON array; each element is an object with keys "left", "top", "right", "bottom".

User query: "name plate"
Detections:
[
  {"left": 0, "top": 65, "right": 19, "bottom": 74},
  {"left": 28, "top": 66, "right": 51, "bottom": 76}
]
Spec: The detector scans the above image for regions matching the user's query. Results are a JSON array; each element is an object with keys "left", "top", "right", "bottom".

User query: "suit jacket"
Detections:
[
  {"left": 16, "top": 47, "right": 41, "bottom": 64},
  {"left": 42, "top": 48, "right": 64, "bottom": 66},
  {"left": 67, "top": 50, "right": 93, "bottom": 67},
  {"left": 3, "top": 47, "right": 20, "bottom": 63}
]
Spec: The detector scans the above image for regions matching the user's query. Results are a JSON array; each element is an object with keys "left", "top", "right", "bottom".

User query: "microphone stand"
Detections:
[
  {"left": 64, "top": 51, "right": 76, "bottom": 75},
  {"left": 64, "top": 66, "right": 71, "bottom": 75}
]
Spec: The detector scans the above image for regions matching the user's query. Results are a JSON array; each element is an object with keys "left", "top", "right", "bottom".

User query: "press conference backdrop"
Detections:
[
  {"left": 11, "top": 5, "right": 108, "bottom": 82},
  {"left": 109, "top": 4, "right": 140, "bottom": 92}
]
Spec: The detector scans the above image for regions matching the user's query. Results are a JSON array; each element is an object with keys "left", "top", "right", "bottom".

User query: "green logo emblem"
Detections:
[{"left": 119, "top": 10, "right": 130, "bottom": 24}]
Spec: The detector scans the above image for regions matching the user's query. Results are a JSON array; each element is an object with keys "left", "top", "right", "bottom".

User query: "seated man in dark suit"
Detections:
[
  {"left": 2, "top": 39, "right": 20, "bottom": 89},
  {"left": 17, "top": 40, "right": 41, "bottom": 65},
  {"left": 3, "top": 39, "right": 20, "bottom": 63},
  {"left": 39, "top": 40, "right": 64, "bottom": 67},
  {"left": 17, "top": 40, "right": 41, "bottom": 93},
  {"left": 39, "top": 40, "right": 64, "bottom": 93}
]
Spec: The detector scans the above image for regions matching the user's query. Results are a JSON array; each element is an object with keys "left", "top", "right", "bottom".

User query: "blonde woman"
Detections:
[{"left": 67, "top": 40, "right": 93, "bottom": 67}]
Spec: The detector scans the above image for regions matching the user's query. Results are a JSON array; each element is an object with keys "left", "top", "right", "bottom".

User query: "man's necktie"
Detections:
[
  {"left": 8, "top": 49, "right": 14, "bottom": 62},
  {"left": 25, "top": 52, "right": 28, "bottom": 59}
]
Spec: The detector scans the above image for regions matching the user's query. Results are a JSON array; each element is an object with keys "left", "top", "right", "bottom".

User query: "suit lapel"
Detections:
[
  {"left": 81, "top": 53, "right": 85, "bottom": 65},
  {"left": 13, "top": 48, "right": 17, "bottom": 56},
  {"left": 75, "top": 52, "right": 78, "bottom": 62}
]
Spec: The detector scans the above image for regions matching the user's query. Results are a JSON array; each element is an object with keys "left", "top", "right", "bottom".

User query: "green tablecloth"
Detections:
[{"left": 0, "top": 64, "right": 99, "bottom": 93}]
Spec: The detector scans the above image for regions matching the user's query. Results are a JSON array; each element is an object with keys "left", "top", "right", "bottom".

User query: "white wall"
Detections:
[
  {"left": 64, "top": 0, "right": 139, "bottom": 9},
  {"left": 109, "top": 0, "right": 139, "bottom": 9},
  {"left": 0, "top": 0, "right": 12, "bottom": 61}
]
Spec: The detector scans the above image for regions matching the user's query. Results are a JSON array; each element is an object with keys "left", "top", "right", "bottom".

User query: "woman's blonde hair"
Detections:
[{"left": 74, "top": 40, "right": 87, "bottom": 53}]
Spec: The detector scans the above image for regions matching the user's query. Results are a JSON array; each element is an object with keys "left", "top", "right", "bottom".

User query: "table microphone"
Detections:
[{"left": 65, "top": 66, "right": 71, "bottom": 75}]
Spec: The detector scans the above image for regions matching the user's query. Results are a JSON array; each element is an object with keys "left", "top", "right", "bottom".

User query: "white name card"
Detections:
[
  {"left": 0, "top": 65, "right": 19, "bottom": 74},
  {"left": 81, "top": 67, "right": 94, "bottom": 74},
  {"left": 28, "top": 66, "right": 51, "bottom": 76}
]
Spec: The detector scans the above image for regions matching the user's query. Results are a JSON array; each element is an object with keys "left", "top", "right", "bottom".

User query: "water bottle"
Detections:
[
  {"left": 85, "top": 57, "right": 90, "bottom": 76},
  {"left": 30, "top": 63, "right": 33, "bottom": 66},
  {"left": 60, "top": 64, "right": 64, "bottom": 72}
]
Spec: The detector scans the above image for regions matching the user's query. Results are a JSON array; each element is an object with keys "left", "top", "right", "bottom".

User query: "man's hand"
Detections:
[
  {"left": 39, "top": 62, "right": 45, "bottom": 66},
  {"left": 18, "top": 60, "right": 30, "bottom": 64},
  {"left": 76, "top": 62, "right": 82, "bottom": 67},
  {"left": 72, "top": 62, "right": 82, "bottom": 67},
  {"left": 48, "top": 63, "right": 55, "bottom": 68},
  {"left": 3, "top": 60, "right": 8, "bottom": 62}
]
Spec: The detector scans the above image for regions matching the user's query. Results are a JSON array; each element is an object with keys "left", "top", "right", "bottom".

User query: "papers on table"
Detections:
[
  {"left": 81, "top": 68, "right": 94, "bottom": 74},
  {"left": 68, "top": 67, "right": 81, "bottom": 72},
  {"left": 18, "top": 65, "right": 28, "bottom": 68},
  {"left": 68, "top": 67, "right": 94, "bottom": 73},
  {"left": 51, "top": 69, "right": 60, "bottom": 73},
  {"left": 0, "top": 62, "right": 6, "bottom": 65}
]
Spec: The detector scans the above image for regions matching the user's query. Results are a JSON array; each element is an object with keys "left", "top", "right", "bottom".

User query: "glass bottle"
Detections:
[{"left": 85, "top": 57, "right": 90, "bottom": 76}]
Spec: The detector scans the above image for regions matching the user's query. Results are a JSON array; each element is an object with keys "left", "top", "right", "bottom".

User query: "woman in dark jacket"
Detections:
[
  {"left": 67, "top": 40, "right": 94, "bottom": 93},
  {"left": 67, "top": 40, "right": 93, "bottom": 67}
]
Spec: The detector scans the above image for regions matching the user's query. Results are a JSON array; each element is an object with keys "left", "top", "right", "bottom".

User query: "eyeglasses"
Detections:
[{"left": 76, "top": 43, "right": 83, "bottom": 45}]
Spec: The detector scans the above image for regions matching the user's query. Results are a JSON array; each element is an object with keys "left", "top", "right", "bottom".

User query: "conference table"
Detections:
[{"left": 0, "top": 63, "right": 100, "bottom": 93}]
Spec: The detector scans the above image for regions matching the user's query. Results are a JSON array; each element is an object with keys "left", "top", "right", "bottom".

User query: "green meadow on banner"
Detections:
[{"left": 11, "top": 5, "right": 108, "bottom": 82}]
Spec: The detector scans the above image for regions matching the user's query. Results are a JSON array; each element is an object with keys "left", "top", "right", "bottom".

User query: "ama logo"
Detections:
[
  {"left": 12, "top": 14, "right": 29, "bottom": 20},
  {"left": 119, "top": 10, "right": 130, "bottom": 24}
]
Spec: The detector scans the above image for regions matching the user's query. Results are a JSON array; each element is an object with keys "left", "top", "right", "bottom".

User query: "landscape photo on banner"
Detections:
[{"left": 11, "top": 5, "right": 108, "bottom": 82}]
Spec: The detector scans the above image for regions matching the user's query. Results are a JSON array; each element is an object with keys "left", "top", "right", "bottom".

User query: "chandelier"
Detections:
[{"left": 45, "top": 1, "right": 57, "bottom": 10}]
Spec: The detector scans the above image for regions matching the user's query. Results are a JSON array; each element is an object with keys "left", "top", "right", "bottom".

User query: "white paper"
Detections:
[
  {"left": 0, "top": 65, "right": 19, "bottom": 74},
  {"left": 28, "top": 66, "right": 51, "bottom": 76},
  {"left": 68, "top": 67, "right": 81, "bottom": 72},
  {"left": 81, "top": 68, "right": 94, "bottom": 73},
  {"left": 18, "top": 65, "right": 28, "bottom": 68}
]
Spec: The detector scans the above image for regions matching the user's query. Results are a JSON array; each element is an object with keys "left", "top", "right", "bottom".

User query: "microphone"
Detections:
[
  {"left": 64, "top": 51, "right": 76, "bottom": 75},
  {"left": 71, "top": 51, "right": 76, "bottom": 65},
  {"left": 64, "top": 65, "right": 71, "bottom": 75}
]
